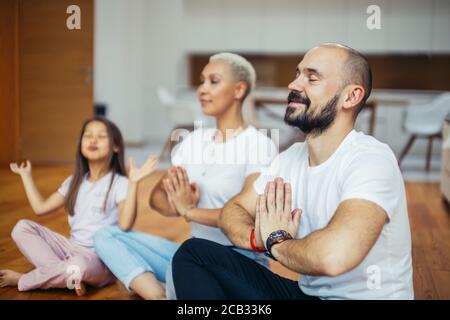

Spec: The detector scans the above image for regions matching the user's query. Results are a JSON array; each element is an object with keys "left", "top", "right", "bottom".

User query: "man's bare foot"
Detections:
[
  {"left": 0, "top": 270, "right": 23, "bottom": 287},
  {"left": 75, "top": 282, "right": 86, "bottom": 296}
]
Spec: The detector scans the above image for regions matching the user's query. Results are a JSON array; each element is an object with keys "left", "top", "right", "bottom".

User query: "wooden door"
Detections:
[
  {"left": 19, "top": 0, "right": 94, "bottom": 163},
  {"left": 0, "top": 0, "right": 19, "bottom": 164}
]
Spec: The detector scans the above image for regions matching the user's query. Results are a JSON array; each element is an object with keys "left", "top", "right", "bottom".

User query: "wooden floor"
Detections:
[{"left": 0, "top": 165, "right": 449, "bottom": 300}]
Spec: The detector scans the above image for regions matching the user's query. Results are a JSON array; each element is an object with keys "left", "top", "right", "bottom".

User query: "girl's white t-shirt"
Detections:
[
  {"left": 171, "top": 125, "right": 278, "bottom": 246},
  {"left": 253, "top": 130, "right": 414, "bottom": 300},
  {"left": 58, "top": 172, "right": 129, "bottom": 249}
]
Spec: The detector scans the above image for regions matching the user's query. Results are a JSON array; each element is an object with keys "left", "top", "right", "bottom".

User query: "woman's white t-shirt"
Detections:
[
  {"left": 171, "top": 125, "right": 278, "bottom": 246},
  {"left": 254, "top": 130, "right": 414, "bottom": 300},
  {"left": 58, "top": 172, "right": 129, "bottom": 249}
]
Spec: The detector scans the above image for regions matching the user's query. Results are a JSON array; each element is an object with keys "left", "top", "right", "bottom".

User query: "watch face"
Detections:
[
  {"left": 266, "top": 230, "right": 293, "bottom": 260},
  {"left": 271, "top": 230, "right": 290, "bottom": 241},
  {"left": 267, "top": 230, "right": 292, "bottom": 247}
]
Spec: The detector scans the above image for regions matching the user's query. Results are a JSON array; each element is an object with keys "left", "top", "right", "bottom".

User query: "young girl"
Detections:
[{"left": 0, "top": 116, "right": 157, "bottom": 296}]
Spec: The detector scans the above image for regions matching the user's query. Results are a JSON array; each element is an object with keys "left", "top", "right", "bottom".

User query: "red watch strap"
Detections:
[{"left": 250, "top": 229, "right": 266, "bottom": 253}]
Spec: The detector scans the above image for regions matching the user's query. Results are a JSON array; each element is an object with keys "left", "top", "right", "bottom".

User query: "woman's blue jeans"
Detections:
[{"left": 94, "top": 225, "right": 269, "bottom": 299}]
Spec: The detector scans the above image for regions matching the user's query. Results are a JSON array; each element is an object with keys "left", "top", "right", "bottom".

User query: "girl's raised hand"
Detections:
[
  {"left": 128, "top": 155, "right": 158, "bottom": 183},
  {"left": 10, "top": 161, "right": 32, "bottom": 177}
]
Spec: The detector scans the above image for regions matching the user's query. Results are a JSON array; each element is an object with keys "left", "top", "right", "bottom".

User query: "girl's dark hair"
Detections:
[{"left": 65, "top": 116, "right": 127, "bottom": 216}]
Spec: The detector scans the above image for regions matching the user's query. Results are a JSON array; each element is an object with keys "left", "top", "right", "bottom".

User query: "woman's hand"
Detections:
[
  {"left": 128, "top": 155, "right": 158, "bottom": 184},
  {"left": 163, "top": 166, "right": 200, "bottom": 220},
  {"left": 10, "top": 161, "right": 32, "bottom": 177}
]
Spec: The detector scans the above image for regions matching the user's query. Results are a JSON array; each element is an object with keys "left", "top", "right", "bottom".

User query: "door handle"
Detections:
[{"left": 81, "top": 66, "right": 93, "bottom": 84}]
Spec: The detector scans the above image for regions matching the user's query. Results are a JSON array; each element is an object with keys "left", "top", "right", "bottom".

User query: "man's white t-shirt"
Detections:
[
  {"left": 254, "top": 130, "right": 414, "bottom": 300},
  {"left": 172, "top": 125, "right": 278, "bottom": 246},
  {"left": 58, "top": 172, "right": 129, "bottom": 249}
]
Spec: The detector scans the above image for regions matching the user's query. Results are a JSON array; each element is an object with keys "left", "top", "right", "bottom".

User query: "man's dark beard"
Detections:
[{"left": 284, "top": 93, "right": 339, "bottom": 137}]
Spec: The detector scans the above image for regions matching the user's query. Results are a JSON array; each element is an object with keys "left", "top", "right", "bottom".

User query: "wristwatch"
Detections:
[{"left": 265, "top": 230, "right": 293, "bottom": 261}]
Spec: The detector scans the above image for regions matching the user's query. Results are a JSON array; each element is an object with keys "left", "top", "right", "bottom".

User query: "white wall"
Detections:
[
  {"left": 94, "top": 0, "right": 146, "bottom": 143},
  {"left": 181, "top": 0, "right": 450, "bottom": 54},
  {"left": 94, "top": 0, "right": 450, "bottom": 144}
]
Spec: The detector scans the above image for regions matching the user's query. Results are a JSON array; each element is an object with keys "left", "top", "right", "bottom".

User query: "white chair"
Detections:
[
  {"left": 156, "top": 86, "right": 200, "bottom": 160},
  {"left": 398, "top": 92, "right": 450, "bottom": 171},
  {"left": 157, "top": 86, "right": 200, "bottom": 125},
  {"left": 441, "top": 116, "right": 450, "bottom": 203}
]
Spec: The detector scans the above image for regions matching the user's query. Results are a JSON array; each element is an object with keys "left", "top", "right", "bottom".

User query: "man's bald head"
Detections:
[
  {"left": 285, "top": 44, "right": 373, "bottom": 136},
  {"left": 318, "top": 43, "right": 372, "bottom": 116}
]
